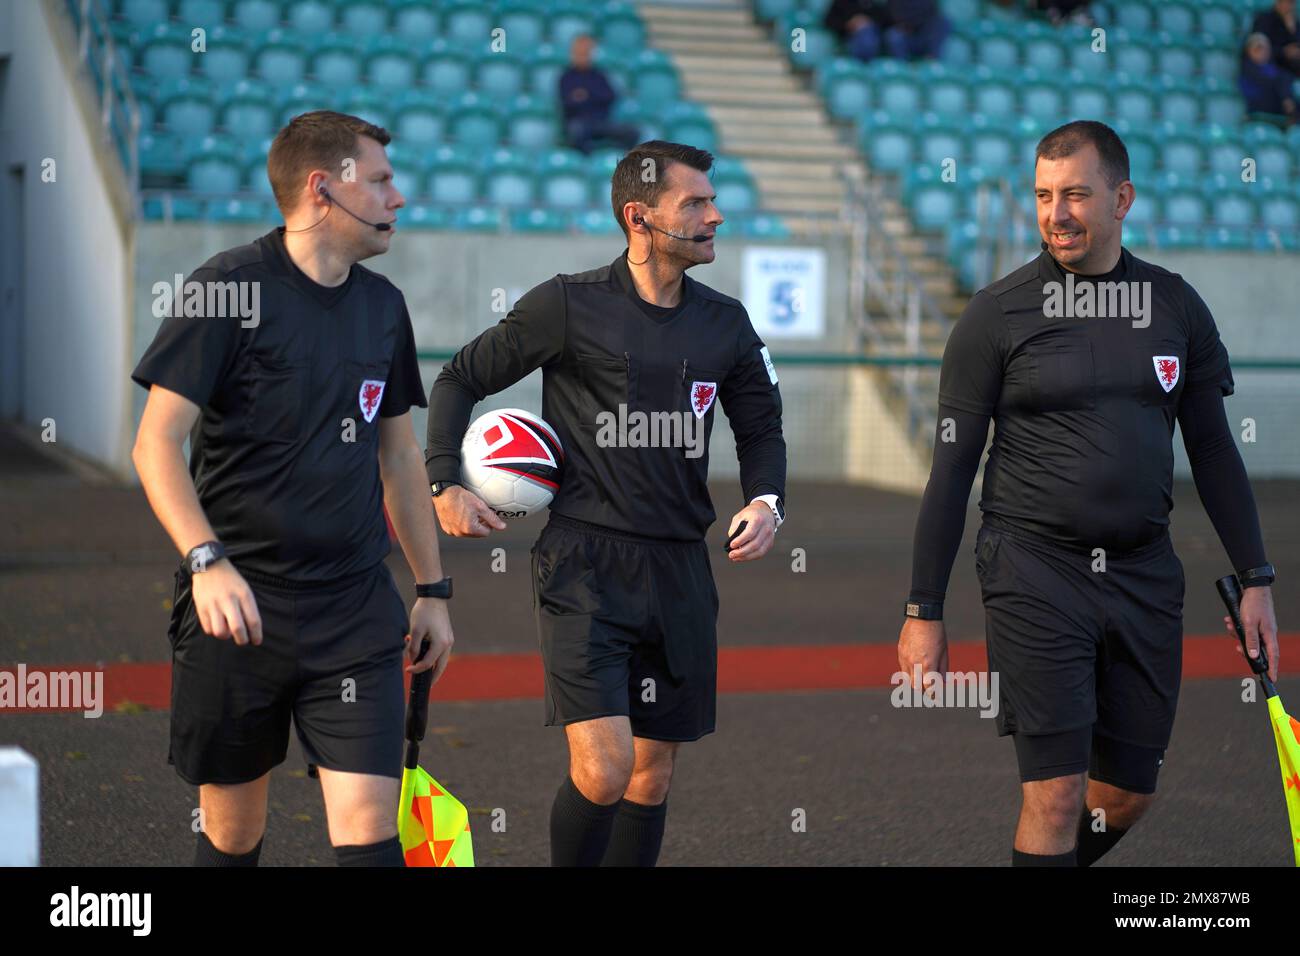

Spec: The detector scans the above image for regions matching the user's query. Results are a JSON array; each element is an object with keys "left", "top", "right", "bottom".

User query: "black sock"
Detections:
[
  {"left": 335, "top": 835, "right": 405, "bottom": 867},
  {"left": 1075, "top": 807, "right": 1129, "bottom": 867},
  {"left": 550, "top": 775, "right": 620, "bottom": 867},
  {"left": 195, "top": 829, "right": 263, "bottom": 867},
  {"left": 1012, "top": 846, "right": 1077, "bottom": 866},
  {"left": 600, "top": 797, "right": 669, "bottom": 867}
]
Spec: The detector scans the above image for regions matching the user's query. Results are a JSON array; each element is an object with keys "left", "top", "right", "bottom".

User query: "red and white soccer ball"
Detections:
[{"left": 460, "top": 408, "right": 564, "bottom": 519}]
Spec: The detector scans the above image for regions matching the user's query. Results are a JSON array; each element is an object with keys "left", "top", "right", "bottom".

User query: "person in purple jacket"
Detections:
[{"left": 559, "top": 35, "right": 640, "bottom": 155}]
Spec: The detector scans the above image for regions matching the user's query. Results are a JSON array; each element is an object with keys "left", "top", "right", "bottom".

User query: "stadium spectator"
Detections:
[
  {"left": 881, "top": 0, "right": 950, "bottom": 61},
  {"left": 1252, "top": 0, "right": 1300, "bottom": 77},
  {"left": 1240, "top": 33, "right": 1298, "bottom": 125},
  {"left": 825, "top": 0, "right": 949, "bottom": 62},
  {"left": 1029, "top": 0, "right": 1094, "bottom": 27},
  {"left": 824, "top": 0, "right": 890, "bottom": 62},
  {"left": 559, "top": 35, "right": 640, "bottom": 155}
]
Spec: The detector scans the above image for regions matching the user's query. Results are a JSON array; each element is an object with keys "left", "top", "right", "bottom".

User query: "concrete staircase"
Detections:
[{"left": 636, "top": 0, "right": 965, "bottom": 350}]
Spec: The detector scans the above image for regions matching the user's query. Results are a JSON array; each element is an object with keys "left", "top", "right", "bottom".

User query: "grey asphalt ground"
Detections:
[{"left": 2, "top": 423, "right": 1297, "bottom": 866}]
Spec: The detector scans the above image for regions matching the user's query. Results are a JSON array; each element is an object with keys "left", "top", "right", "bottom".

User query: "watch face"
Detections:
[{"left": 191, "top": 545, "right": 213, "bottom": 573}]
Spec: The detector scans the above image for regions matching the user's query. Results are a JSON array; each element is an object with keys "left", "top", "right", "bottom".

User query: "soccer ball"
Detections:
[{"left": 460, "top": 408, "right": 564, "bottom": 519}]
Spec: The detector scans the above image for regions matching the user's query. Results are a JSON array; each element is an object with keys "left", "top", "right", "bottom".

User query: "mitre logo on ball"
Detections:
[{"left": 460, "top": 408, "right": 564, "bottom": 518}]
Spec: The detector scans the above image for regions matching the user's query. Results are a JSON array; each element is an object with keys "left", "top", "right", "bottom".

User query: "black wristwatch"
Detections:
[
  {"left": 183, "top": 540, "right": 227, "bottom": 576},
  {"left": 430, "top": 481, "right": 461, "bottom": 497},
  {"left": 415, "top": 577, "right": 453, "bottom": 599},
  {"left": 904, "top": 601, "right": 943, "bottom": 620},
  {"left": 1238, "top": 564, "right": 1276, "bottom": 589}
]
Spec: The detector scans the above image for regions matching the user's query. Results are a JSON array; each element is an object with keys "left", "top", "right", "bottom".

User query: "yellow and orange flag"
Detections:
[
  {"left": 1266, "top": 695, "right": 1300, "bottom": 866},
  {"left": 398, "top": 639, "right": 474, "bottom": 868}
]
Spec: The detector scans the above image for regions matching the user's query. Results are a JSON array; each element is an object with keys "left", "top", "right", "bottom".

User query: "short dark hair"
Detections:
[
  {"left": 610, "top": 140, "right": 714, "bottom": 238},
  {"left": 1035, "top": 120, "right": 1130, "bottom": 190},
  {"left": 267, "top": 110, "right": 391, "bottom": 214}
]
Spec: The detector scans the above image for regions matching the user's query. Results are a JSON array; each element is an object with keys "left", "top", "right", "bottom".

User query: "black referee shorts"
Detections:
[
  {"left": 166, "top": 560, "right": 409, "bottom": 786},
  {"left": 975, "top": 520, "right": 1184, "bottom": 794},
  {"left": 531, "top": 513, "right": 719, "bottom": 742}
]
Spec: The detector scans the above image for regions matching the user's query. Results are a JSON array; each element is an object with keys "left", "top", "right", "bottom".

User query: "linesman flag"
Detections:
[
  {"left": 1218, "top": 575, "right": 1300, "bottom": 866},
  {"left": 398, "top": 638, "right": 474, "bottom": 867}
]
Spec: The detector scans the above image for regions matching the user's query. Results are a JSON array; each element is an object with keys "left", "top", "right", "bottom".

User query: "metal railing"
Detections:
[{"left": 60, "top": 0, "right": 141, "bottom": 197}]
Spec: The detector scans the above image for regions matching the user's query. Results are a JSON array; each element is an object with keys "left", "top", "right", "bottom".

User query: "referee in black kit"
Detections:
[
  {"left": 425, "top": 141, "right": 787, "bottom": 866},
  {"left": 131, "top": 112, "right": 454, "bottom": 866},
  {"left": 898, "top": 121, "right": 1280, "bottom": 865}
]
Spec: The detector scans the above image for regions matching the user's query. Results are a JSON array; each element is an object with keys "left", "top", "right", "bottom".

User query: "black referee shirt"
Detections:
[
  {"left": 426, "top": 250, "right": 787, "bottom": 541},
  {"left": 939, "top": 247, "right": 1235, "bottom": 553},
  {"left": 132, "top": 227, "right": 427, "bottom": 582}
]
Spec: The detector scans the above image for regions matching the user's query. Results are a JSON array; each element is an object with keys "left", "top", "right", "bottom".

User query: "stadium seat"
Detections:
[
  {"left": 423, "top": 44, "right": 473, "bottom": 98},
  {"left": 1022, "top": 86, "right": 1064, "bottom": 126},
  {"left": 1156, "top": 3, "right": 1197, "bottom": 35},
  {"left": 1114, "top": 44, "right": 1154, "bottom": 78},
  {"left": 160, "top": 76, "right": 216, "bottom": 139},
  {"left": 714, "top": 174, "right": 759, "bottom": 214},
  {"left": 537, "top": 150, "right": 590, "bottom": 208},
  {"left": 911, "top": 182, "right": 960, "bottom": 231},
  {"left": 918, "top": 125, "right": 964, "bottom": 168},
  {"left": 276, "top": 81, "right": 331, "bottom": 126},
  {"left": 512, "top": 207, "right": 569, "bottom": 232},
  {"left": 877, "top": 76, "right": 923, "bottom": 117},
  {"left": 394, "top": 92, "right": 446, "bottom": 150},
  {"left": 548, "top": 5, "right": 595, "bottom": 51},
  {"left": 313, "top": 35, "right": 363, "bottom": 89},
  {"left": 1204, "top": 90, "right": 1245, "bottom": 127},
  {"left": 392, "top": 0, "right": 441, "bottom": 43},
  {"left": 1021, "top": 36, "right": 1062, "bottom": 74},
  {"left": 231, "top": 0, "right": 280, "bottom": 33},
  {"left": 476, "top": 54, "right": 528, "bottom": 99},
  {"left": 819, "top": 60, "right": 870, "bottom": 119},
  {"left": 177, "top": 0, "right": 226, "bottom": 26},
  {"left": 142, "top": 195, "right": 205, "bottom": 220},
  {"left": 340, "top": 1, "right": 389, "bottom": 38},
  {"left": 254, "top": 30, "right": 308, "bottom": 86},
  {"left": 633, "top": 56, "right": 680, "bottom": 111},
  {"left": 1114, "top": 5, "right": 1154, "bottom": 32},
  {"left": 860, "top": 114, "right": 914, "bottom": 172},
  {"left": 186, "top": 135, "right": 243, "bottom": 193},
  {"left": 365, "top": 37, "right": 416, "bottom": 92},
  {"left": 601, "top": 10, "right": 646, "bottom": 55},
  {"left": 443, "top": 1, "right": 494, "bottom": 48},
  {"left": 453, "top": 206, "right": 504, "bottom": 231},
  {"left": 1067, "top": 83, "right": 1109, "bottom": 121},
  {"left": 926, "top": 78, "right": 969, "bottom": 118},
  {"left": 140, "top": 24, "right": 194, "bottom": 81},
  {"left": 1113, "top": 84, "right": 1155, "bottom": 125},
  {"left": 527, "top": 43, "right": 570, "bottom": 97},
  {"left": 428, "top": 146, "right": 480, "bottom": 204},
  {"left": 1260, "top": 195, "right": 1299, "bottom": 231},
  {"left": 1211, "top": 193, "right": 1257, "bottom": 227},
  {"left": 1123, "top": 194, "right": 1158, "bottom": 227},
  {"left": 400, "top": 203, "right": 451, "bottom": 230},
  {"left": 1161, "top": 136, "right": 1201, "bottom": 176},
  {"left": 207, "top": 198, "right": 274, "bottom": 222},
  {"left": 288, "top": 0, "right": 334, "bottom": 34},
  {"left": 341, "top": 88, "right": 389, "bottom": 130},
  {"left": 507, "top": 95, "right": 558, "bottom": 150},
  {"left": 969, "top": 123, "right": 1015, "bottom": 170},
  {"left": 198, "top": 26, "right": 252, "bottom": 87},
  {"left": 572, "top": 207, "right": 621, "bottom": 235},
  {"left": 118, "top": 0, "right": 169, "bottom": 28},
  {"left": 139, "top": 130, "right": 189, "bottom": 181},
  {"left": 941, "top": 34, "right": 974, "bottom": 67},
  {"left": 1156, "top": 40, "right": 1198, "bottom": 81},
  {"left": 219, "top": 79, "right": 275, "bottom": 140},
  {"left": 1201, "top": 48, "right": 1237, "bottom": 84},
  {"left": 484, "top": 151, "right": 537, "bottom": 206},
  {"left": 975, "top": 84, "right": 1022, "bottom": 124}
]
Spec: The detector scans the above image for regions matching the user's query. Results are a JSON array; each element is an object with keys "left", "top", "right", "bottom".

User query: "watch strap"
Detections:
[
  {"left": 905, "top": 601, "right": 943, "bottom": 620},
  {"left": 1238, "top": 563, "right": 1275, "bottom": 588},
  {"left": 415, "top": 577, "right": 453, "bottom": 599}
]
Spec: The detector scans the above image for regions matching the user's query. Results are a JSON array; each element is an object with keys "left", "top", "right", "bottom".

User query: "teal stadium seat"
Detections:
[
  {"left": 538, "top": 150, "right": 591, "bottom": 208},
  {"left": 365, "top": 36, "right": 417, "bottom": 92},
  {"left": 444, "top": 1, "right": 494, "bottom": 48},
  {"left": 276, "top": 81, "right": 331, "bottom": 126},
  {"left": 573, "top": 208, "right": 621, "bottom": 235},
  {"left": 428, "top": 146, "right": 479, "bottom": 204},
  {"left": 187, "top": 135, "right": 243, "bottom": 193},
  {"left": 484, "top": 151, "right": 537, "bottom": 206},
  {"left": 548, "top": 5, "right": 593, "bottom": 50},
  {"left": 177, "top": 0, "right": 226, "bottom": 26},
  {"left": 219, "top": 79, "right": 275, "bottom": 139},
  {"left": 341, "top": 88, "right": 389, "bottom": 129},
  {"left": 392, "top": 1, "right": 441, "bottom": 43},
  {"left": 499, "top": 5, "right": 546, "bottom": 50},
  {"left": 1156, "top": 3, "right": 1197, "bottom": 35},
  {"left": 476, "top": 53, "right": 527, "bottom": 99},
  {"left": 820, "top": 60, "right": 870, "bottom": 119},
  {"left": 527, "top": 44, "right": 570, "bottom": 96},
  {"left": 232, "top": 0, "right": 280, "bottom": 33},
  {"left": 423, "top": 43, "right": 472, "bottom": 98},
  {"left": 160, "top": 76, "right": 216, "bottom": 138},
  {"left": 313, "top": 34, "right": 363, "bottom": 89},
  {"left": 118, "top": 0, "right": 169, "bottom": 28},
  {"left": 198, "top": 26, "right": 251, "bottom": 86},
  {"left": 394, "top": 91, "right": 446, "bottom": 149},
  {"left": 140, "top": 24, "right": 193, "bottom": 81},
  {"left": 340, "top": 0, "right": 389, "bottom": 38},
  {"left": 512, "top": 208, "right": 569, "bottom": 232},
  {"left": 507, "top": 95, "right": 558, "bottom": 150},
  {"left": 288, "top": 0, "right": 334, "bottom": 34},
  {"left": 254, "top": 30, "right": 307, "bottom": 86}
]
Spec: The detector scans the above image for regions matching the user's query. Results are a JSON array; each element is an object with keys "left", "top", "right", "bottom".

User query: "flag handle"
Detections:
[
  {"left": 404, "top": 636, "right": 434, "bottom": 771},
  {"left": 1217, "top": 574, "right": 1277, "bottom": 698}
]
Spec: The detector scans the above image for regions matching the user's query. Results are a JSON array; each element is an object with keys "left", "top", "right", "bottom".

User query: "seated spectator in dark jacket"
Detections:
[
  {"left": 883, "top": 0, "right": 950, "bottom": 60},
  {"left": 1252, "top": 0, "right": 1300, "bottom": 77},
  {"left": 1240, "top": 33, "right": 1298, "bottom": 124},
  {"left": 824, "top": 0, "right": 891, "bottom": 62},
  {"left": 559, "top": 35, "right": 640, "bottom": 154}
]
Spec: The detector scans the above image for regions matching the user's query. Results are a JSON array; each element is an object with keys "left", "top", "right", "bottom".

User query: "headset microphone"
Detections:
[
  {"left": 633, "top": 213, "right": 711, "bottom": 243},
  {"left": 318, "top": 185, "right": 392, "bottom": 231}
]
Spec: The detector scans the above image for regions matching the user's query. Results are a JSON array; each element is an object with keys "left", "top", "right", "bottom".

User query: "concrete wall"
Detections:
[{"left": 1, "top": 1, "right": 134, "bottom": 474}]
